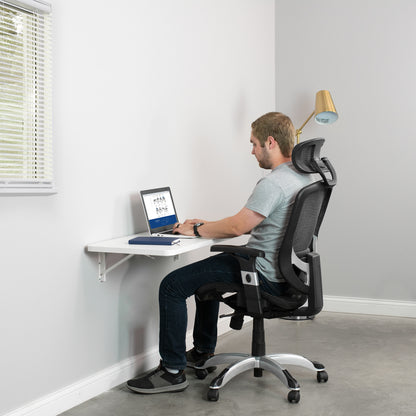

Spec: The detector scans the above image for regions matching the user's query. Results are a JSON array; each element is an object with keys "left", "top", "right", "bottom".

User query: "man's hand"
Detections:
[
  {"left": 173, "top": 219, "right": 205, "bottom": 236},
  {"left": 183, "top": 219, "right": 204, "bottom": 225}
]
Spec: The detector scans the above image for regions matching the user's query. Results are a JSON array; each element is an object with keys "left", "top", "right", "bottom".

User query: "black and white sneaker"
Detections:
[{"left": 127, "top": 362, "right": 189, "bottom": 394}]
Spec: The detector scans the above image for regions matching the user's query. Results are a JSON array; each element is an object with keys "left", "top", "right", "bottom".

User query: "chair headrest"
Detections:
[{"left": 292, "top": 138, "right": 337, "bottom": 187}]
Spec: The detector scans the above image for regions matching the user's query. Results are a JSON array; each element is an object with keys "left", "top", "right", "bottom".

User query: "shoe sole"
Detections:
[
  {"left": 127, "top": 381, "right": 189, "bottom": 394},
  {"left": 186, "top": 364, "right": 216, "bottom": 372}
]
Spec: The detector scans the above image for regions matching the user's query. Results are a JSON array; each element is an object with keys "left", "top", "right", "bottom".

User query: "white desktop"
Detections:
[{"left": 87, "top": 233, "right": 249, "bottom": 282}]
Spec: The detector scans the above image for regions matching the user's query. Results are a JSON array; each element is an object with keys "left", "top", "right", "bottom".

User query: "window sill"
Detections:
[{"left": 0, "top": 186, "right": 57, "bottom": 196}]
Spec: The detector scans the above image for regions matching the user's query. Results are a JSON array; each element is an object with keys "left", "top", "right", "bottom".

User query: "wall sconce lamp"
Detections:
[{"left": 295, "top": 90, "right": 338, "bottom": 143}]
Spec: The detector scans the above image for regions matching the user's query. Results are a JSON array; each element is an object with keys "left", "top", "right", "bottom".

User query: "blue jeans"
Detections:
[{"left": 158, "top": 253, "right": 287, "bottom": 370}]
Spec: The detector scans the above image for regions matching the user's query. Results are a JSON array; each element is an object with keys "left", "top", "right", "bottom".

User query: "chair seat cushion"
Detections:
[{"left": 195, "top": 282, "right": 307, "bottom": 319}]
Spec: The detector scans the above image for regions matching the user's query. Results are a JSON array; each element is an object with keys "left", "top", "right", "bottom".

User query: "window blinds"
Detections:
[{"left": 0, "top": 0, "right": 53, "bottom": 193}]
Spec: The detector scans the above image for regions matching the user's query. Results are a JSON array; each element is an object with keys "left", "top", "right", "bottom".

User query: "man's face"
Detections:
[{"left": 250, "top": 133, "right": 272, "bottom": 169}]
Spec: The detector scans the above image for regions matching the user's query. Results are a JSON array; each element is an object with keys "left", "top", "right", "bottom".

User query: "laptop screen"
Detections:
[{"left": 140, "top": 187, "right": 178, "bottom": 233}]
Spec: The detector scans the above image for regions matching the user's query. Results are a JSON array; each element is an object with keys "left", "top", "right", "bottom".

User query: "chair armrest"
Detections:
[
  {"left": 211, "top": 244, "right": 265, "bottom": 316},
  {"left": 211, "top": 245, "right": 265, "bottom": 258},
  {"left": 211, "top": 245, "right": 264, "bottom": 273}
]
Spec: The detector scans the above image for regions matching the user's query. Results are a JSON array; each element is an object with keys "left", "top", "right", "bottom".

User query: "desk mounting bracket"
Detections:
[
  {"left": 97, "top": 252, "right": 157, "bottom": 282},
  {"left": 98, "top": 253, "right": 133, "bottom": 282}
]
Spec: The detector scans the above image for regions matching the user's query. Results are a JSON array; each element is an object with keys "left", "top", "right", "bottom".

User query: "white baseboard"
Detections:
[
  {"left": 323, "top": 295, "right": 416, "bottom": 318},
  {"left": 4, "top": 317, "right": 232, "bottom": 416},
  {"left": 5, "top": 298, "right": 416, "bottom": 416},
  {"left": 3, "top": 353, "right": 148, "bottom": 416}
]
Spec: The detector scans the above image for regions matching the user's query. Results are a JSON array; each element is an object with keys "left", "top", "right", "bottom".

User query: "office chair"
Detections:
[{"left": 193, "top": 138, "right": 337, "bottom": 403}]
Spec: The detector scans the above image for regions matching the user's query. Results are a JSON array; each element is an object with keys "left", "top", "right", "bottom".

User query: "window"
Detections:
[{"left": 0, "top": 0, "right": 53, "bottom": 194}]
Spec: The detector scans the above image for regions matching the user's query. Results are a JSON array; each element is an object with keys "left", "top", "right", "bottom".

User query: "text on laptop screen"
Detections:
[{"left": 142, "top": 190, "right": 177, "bottom": 230}]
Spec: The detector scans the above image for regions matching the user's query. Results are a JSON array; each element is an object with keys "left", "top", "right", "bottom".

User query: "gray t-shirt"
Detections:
[{"left": 245, "top": 162, "right": 313, "bottom": 283}]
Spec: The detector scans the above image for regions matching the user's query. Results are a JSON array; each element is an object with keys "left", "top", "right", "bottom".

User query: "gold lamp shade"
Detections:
[
  {"left": 296, "top": 89, "right": 338, "bottom": 143},
  {"left": 314, "top": 90, "right": 338, "bottom": 125}
]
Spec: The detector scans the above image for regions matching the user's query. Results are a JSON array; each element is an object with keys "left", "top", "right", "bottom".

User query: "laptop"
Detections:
[{"left": 140, "top": 187, "right": 195, "bottom": 238}]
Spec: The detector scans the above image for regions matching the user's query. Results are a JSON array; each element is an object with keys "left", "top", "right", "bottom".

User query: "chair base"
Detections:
[
  {"left": 280, "top": 315, "right": 315, "bottom": 321},
  {"left": 195, "top": 352, "right": 328, "bottom": 403}
]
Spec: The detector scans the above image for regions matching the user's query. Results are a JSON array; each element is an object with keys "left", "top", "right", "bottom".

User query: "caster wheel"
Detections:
[
  {"left": 317, "top": 370, "right": 328, "bottom": 383},
  {"left": 287, "top": 390, "right": 300, "bottom": 403},
  {"left": 195, "top": 369, "right": 208, "bottom": 380},
  {"left": 206, "top": 366, "right": 217, "bottom": 374},
  {"left": 207, "top": 389, "right": 219, "bottom": 401}
]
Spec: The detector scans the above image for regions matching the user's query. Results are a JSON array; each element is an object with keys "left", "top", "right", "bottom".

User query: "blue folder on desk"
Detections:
[{"left": 128, "top": 236, "right": 180, "bottom": 245}]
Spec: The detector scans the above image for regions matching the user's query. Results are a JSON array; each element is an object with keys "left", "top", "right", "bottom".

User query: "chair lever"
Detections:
[
  {"left": 219, "top": 312, "right": 237, "bottom": 319},
  {"left": 220, "top": 312, "right": 245, "bottom": 330}
]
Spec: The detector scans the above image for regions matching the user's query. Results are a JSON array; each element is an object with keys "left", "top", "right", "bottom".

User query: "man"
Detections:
[{"left": 127, "top": 112, "right": 313, "bottom": 394}]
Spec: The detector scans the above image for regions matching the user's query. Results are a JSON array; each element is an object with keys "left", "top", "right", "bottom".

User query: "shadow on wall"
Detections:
[
  {"left": 130, "top": 192, "right": 148, "bottom": 234},
  {"left": 117, "top": 256, "right": 164, "bottom": 366}
]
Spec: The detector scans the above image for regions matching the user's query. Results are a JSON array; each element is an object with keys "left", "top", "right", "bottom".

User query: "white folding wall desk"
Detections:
[{"left": 87, "top": 233, "right": 247, "bottom": 282}]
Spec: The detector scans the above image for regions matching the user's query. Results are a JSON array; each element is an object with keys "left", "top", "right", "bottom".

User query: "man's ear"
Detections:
[{"left": 267, "top": 136, "right": 279, "bottom": 150}]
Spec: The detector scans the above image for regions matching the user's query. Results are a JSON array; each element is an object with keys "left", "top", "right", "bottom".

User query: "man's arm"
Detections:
[{"left": 174, "top": 207, "right": 265, "bottom": 238}]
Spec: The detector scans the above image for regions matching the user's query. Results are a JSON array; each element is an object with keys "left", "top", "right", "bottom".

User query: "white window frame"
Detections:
[{"left": 0, "top": 0, "right": 54, "bottom": 195}]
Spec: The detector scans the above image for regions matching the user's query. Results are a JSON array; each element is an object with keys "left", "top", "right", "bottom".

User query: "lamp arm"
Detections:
[
  {"left": 299, "top": 110, "right": 315, "bottom": 131},
  {"left": 295, "top": 110, "right": 315, "bottom": 144}
]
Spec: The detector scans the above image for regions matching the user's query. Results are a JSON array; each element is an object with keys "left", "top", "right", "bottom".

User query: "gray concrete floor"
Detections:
[{"left": 61, "top": 312, "right": 416, "bottom": 416}]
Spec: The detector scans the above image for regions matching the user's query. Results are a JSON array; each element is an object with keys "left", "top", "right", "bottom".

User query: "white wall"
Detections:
[
  {"left": 0, "top": 1, "right": 275, "bottom": 414},
  {"left": 275, "top": 0, "right": 416, "bottom": 302}
]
